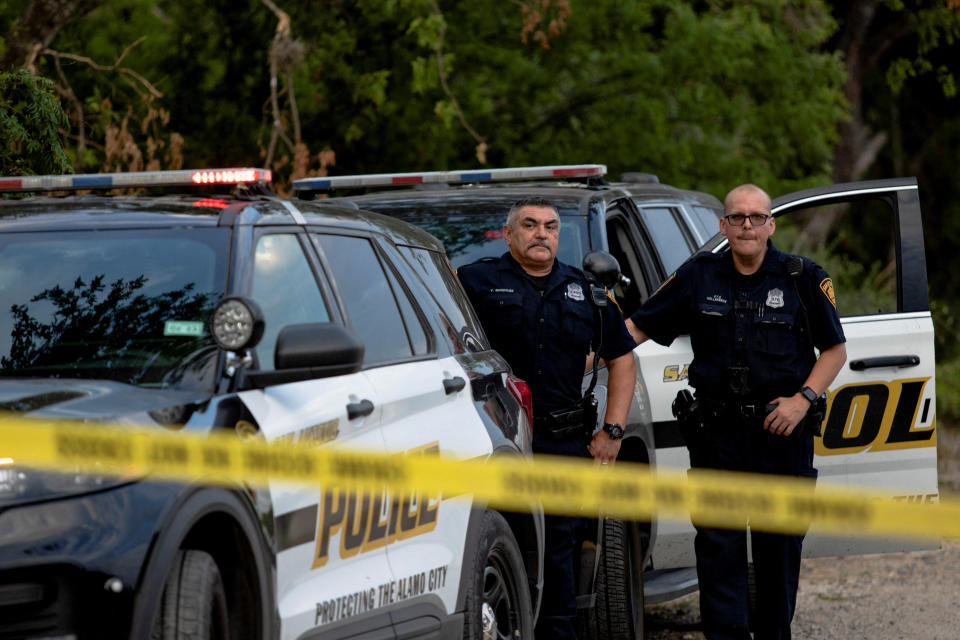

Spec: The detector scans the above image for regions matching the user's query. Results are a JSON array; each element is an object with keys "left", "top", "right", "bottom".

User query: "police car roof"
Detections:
[{"left": 0, "top": 193, "right": 445, "bottom": 252}]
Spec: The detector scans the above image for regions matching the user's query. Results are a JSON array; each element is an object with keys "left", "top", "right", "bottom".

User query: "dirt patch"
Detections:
[{"left": 645, "top": 425, "right": 960, "bottom": 639}]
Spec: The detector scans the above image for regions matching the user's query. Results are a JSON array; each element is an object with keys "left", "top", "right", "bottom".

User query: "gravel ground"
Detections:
[{"left": 644, "top": 425, "right": 960, "bottom": 640}]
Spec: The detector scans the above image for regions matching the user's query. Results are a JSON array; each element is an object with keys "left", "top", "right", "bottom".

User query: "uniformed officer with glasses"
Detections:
[{"left": 625, "top": 184, "right": 847, "bottom": 640}]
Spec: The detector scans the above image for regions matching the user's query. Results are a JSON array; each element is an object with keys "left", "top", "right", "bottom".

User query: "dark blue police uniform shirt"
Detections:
[
  {"left": 458, "top": 252, "right": 636, "bottom": 415},
  {"left": 630, "top": 240, "right": 845, "bottom": 401}
]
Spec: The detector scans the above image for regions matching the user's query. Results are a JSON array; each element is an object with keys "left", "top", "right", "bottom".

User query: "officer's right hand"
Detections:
[
  {"left": 764, "top": 395, "right": 808, "bottom": 436},
  {"left": 588, "top": 430, "right": 620, "bottom": 465}
]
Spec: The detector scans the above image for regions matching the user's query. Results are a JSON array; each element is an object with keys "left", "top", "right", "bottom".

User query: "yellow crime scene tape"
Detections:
[{"left": 3, "top": 415, "right": 959, "bottom": 541}]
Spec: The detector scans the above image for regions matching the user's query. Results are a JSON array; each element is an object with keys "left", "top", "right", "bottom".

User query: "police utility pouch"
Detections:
[{"left": 537, "top": 393, "right": 598, "bottom": 440}]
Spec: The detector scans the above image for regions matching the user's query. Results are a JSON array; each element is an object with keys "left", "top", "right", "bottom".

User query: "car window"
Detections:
[
  {"left": 0, "top": 228, "right": 227, "bottom": 390},
  {"left": 636, "top": 206, "right": 693, "bottom": 274},
  {"left": 351, "top": 199, "right": 590, "bottom": 269},
  {"left": 251, "top": 234, "right": 330, "bottom": 370},
  {"left": 397, "top": 245, "right": 484, "bottom": 353},
  {"left": 313, "top": 234, "right": 419, "bottom": 364},
  {"left": 381, "top": 256, "right": 430, "bottom": 355},
  {"left": 605, "top": 216, "right": 651, "bottom": 315},
  {"left": 690, "top": 205, "right": 722, "bottom": 244},
  {"left": 772, "top": 197, "right": 897, "bottom": 317}
]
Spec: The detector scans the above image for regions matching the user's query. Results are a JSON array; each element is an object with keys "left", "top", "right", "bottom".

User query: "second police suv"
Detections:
[{"left": 296, "top": 164, "right": 940, "bottom": 639}]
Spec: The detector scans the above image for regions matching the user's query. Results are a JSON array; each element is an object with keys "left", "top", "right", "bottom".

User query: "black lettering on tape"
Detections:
[
  {"left": 330, "top": 455, "right": 405, "bottom": 483},
  {"left": 147, "top": 441, "right": 189, "bottom": 466},
  {"left": 600, "top": 479, "right": 643, "bottom": 501},
  {"left": 201, "top": 446, "right": 230, "bottom": 468},
  {"left": 787, "top": 496, "right": 872, "bottom": 522},
  {"left": 696, "top": 488, "right": 774, "bottom": 513},
  {"left": 243, "top": 448, "right": 314, "bottom": 476},
  {"left": 653, "top": 485, "right": 685, "bottom": 506},
  {"left": 55, "top": 433, "right": 132, "bottom": 462},
  {"left": 504, "top": 471, "right": 582, "bottom": 497}
]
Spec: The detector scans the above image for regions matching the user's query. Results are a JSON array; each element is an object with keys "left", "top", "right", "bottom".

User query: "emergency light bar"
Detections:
[
  {"left": 292, "top": 164, "right": 606, "bottom": 191},
  {"left": 0, "top": 168, "right": 272, "bottom": 193}
]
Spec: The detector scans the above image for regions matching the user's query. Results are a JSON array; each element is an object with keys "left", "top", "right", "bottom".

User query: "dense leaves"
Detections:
[{"left": 0, "top": 68, "right": 71, "bottom": 175}]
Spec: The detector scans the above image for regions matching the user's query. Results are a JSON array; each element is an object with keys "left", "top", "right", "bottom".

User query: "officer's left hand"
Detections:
[
  {"left": 763, "top": 394, "right": 808, "bottom": 436},
  {"left": 588, "top": 430, "right": 621, "bottom": 465}
]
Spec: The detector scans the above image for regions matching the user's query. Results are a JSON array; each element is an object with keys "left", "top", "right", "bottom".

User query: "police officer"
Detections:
[
  {"left": 458, "top": 196, "right": 637, "bottom": 640},
  {"left": 625, "top": 184, "right": 847, "bottom": 640}
]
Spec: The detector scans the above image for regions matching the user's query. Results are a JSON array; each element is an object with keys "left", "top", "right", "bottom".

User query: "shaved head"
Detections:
[{"left": 724, "top": 184, "right": 771, "bottom": 215}]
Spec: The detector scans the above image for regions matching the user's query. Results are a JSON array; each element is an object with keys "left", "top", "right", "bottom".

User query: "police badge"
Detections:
[
  {"left": 566, "top": 282, "right": 585, "bottom": 301},
  {"left": 766, "top": 288, "right": 785, "bottom": 308}
]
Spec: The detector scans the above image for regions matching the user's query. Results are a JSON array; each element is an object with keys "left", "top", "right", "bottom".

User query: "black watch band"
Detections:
[
  {"left": 799, "top": 386, "right": 818, "bottom": 405},
  {"left": 602, "top": 422, "right": 624, "bottom": 440}
]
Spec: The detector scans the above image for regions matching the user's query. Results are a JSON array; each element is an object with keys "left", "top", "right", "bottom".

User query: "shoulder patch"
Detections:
[{"left": 820, "top": 277, "right": 837, "bottom": 309}]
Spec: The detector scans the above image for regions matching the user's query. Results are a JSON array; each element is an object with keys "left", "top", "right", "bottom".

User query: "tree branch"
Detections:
[
  {"left": 41, "top": 40, "right": 162, "bottom": 100},
  {"left": 426, "top": 1, "right": 487, "bottom": 161},
  {"left": 52, "top": 54, "right": 85, "bottom": 169}
]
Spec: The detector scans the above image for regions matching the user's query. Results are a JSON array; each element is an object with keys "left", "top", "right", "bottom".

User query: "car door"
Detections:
[
  {"left": 232, "top": 231, "right": 392, "bottom": 640},
  {"left": 644, "top": 178, "right": 938, "bottom": 571},
  {"left": 770, "top": 178, "right": 938, "bottom": 557},
  {"left": 312, "top": 232, "right": 493, "bottom": 620}
]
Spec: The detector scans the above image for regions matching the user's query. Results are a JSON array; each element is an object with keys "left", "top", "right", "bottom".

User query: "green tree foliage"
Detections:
[
  {"left": 7, "top": 0, "right": 848, "bottom": 196},
  {"left": 0, "top": 67, "right": 70, "bottom": 175},
  {"left": 282, "top": 0, "right": 847, "bottom": 197}
]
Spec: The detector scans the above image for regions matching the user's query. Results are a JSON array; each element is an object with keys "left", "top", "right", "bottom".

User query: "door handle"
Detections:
[
  {"left": 849, "top": 355, "right": 920, "bottom": 371},
  {"left": 346, "top": 399, "right": 375, "bottom": 420},
  {"left": 443, "top": 376, "right": 466, "bottom": 395}
]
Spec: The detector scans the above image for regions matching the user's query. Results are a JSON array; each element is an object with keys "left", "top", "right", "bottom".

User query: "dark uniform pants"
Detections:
[
  {"left": 688, "top": 421, "right": 817, "bottom": 640},
  {"left": 532, "top": 432, "right": 589, "bottom": 640}
]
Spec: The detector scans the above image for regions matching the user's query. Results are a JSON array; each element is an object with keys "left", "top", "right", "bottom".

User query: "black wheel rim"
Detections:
[{"left": 482, "top": 545, "right": 522, "bottom": 640}]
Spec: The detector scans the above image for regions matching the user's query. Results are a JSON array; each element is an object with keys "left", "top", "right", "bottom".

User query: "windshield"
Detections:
[
  {"left": 356, "top": 199, "right": 590, "bottom": 269},
  {"left": 0, "top": 228, "right": 228, "bottom": 391}
]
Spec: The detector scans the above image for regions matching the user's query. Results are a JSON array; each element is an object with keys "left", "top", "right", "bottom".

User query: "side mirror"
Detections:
[
  {"left": 237, "top": 323, "right": 365, "bottom": 389},
  {"left": 582, "top": 251, "right": 622, "bottom": 288},
  {"left": 274, "top": 323, "right": 364, "bottom": 372}
]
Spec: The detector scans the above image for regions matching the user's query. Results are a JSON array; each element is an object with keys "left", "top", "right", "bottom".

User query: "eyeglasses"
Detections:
[{"left": 724, "top": 213, "right": 771, "bottom": 226}]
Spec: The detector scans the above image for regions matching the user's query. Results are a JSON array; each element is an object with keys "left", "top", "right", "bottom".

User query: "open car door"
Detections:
[{"left": 774, "top": 178, "right": 938, "bottom": 556}]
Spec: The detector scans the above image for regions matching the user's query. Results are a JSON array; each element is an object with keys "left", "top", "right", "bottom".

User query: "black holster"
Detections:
[
  {"left": 796, "top": 394, "right": 826, "bottom": 438},
  {"left": 672, "top": 389, "right": 703, "bottom": 446},
  {"left": 534, "top": 394, "right": 598, "bottom": 441}
]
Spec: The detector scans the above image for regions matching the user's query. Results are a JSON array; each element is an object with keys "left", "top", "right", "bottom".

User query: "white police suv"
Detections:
[
  {"left": 0, "top": 169, "right": 542, "bottom": 640},
  {"left": 296, "top": 166, "right": 939, "bottom": 639}
]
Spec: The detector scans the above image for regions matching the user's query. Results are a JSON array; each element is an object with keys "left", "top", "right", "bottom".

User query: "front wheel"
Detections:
[
  {"left": 462, "top": 511, "right": 534, "bottom": 640},
  {"left": 152, "top": 549, "right": 230, "bottom": 640}
]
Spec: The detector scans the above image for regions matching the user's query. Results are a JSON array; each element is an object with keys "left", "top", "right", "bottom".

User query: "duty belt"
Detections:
[{"left": 698, "top": 399, "right": 773, "bottom": 420}]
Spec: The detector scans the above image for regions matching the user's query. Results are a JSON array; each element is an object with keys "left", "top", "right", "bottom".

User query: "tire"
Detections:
[
  {"left": 152, "top": 550, "right": 230, "bottom": 640},
  {"left": 580, "top": 518, "right": 645, "bottom": 640},
  {"left": 462, "top": 511, "right": 534, "bottom": 640}
]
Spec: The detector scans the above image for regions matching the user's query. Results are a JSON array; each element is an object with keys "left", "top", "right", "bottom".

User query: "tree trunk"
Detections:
[{"left": 1, "top": 0, "right": 101, "bottom": 71}]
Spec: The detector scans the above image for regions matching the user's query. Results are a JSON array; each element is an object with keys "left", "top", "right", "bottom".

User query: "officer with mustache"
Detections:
[
  {"left": 458, "top": 196, "right": 637, "bottom": 640},
  {"left": 626, "top": 184, "right": 847, "bottom": 640}
]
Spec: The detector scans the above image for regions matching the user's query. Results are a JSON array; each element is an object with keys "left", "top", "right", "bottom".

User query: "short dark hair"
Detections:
[{"left": 506, "top": 196, "right": 558, "bottom": 228}]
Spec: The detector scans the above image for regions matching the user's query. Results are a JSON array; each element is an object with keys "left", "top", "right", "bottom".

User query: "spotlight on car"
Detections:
[{"left": 211, "top": 296, "right": 265, "bottom": 351}]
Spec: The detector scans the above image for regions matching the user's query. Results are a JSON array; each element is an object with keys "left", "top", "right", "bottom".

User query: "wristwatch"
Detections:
[
  {"left": 602, "top": 422, "right": 624, "bottom": 440},
  {"left": 799, "top": 386, "right": 818, "bottom": 405}
]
